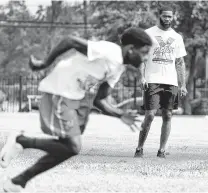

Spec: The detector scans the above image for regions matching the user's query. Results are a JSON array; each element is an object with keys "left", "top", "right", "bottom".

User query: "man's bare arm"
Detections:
[
  {"left": 175, "top": 57, "right": 186, "bottom": 87},
  {"left": 138, "top": 62, "right": 145, "bottom": 80},
  {"left": 94, "top": 82, "right": 141, "bottom": 132},
  {"left": 29, "top": 35, "right": 88, "bottom": 70},
  {"left": 138, "top": 62, "right": 148, "bottom": 90},
  {"left": 93, "top": 82, "right": 124, "bottom": 118}
]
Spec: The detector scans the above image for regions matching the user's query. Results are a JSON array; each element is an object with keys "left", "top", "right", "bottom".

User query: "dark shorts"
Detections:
[
  {"left": 39, "top": 93, "right": 92, "bottom": 138},
  {"left": 142, "top": 83, "right": 179, "bottom": 110}
]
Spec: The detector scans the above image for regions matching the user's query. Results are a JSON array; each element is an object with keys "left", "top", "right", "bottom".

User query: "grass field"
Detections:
[{"left": 0, "top": 113, "right": 208, "bottom": 192}]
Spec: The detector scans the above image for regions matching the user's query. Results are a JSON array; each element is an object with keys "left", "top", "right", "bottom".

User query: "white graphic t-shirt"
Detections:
[
  {"left": 144, "top": 26, "right": 187, "bottom": 86},
  {"left": 38, "top": 40, "right": 125, "bottom": 100}
]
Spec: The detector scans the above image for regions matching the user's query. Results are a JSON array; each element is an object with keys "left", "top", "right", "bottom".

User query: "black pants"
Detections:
[{"left": 12, "top": 132, "right": 83, "bottom": 188}]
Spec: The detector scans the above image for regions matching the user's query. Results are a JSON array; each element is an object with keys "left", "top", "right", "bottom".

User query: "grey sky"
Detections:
[{"left": 0, "top": 0, "right": 85, "bottom": 15}]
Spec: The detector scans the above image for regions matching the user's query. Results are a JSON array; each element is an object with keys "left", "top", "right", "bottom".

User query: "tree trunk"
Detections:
[{"left": 183, "top": 47, "right": 199, "bottom": 114}]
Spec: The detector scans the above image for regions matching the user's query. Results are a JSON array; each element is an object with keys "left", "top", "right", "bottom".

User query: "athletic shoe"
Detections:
[
  {"left": 134, "top": 148, "right": 143, "bottom": 158},
  {"left": 157, "top": 150, "right": 166, "bottom": 158},
  {"left": 3, "top": 178, "right": 23, "bottom": 192},
  {"left": 0, "top": 131, "right": 24, "bottom": 168}
]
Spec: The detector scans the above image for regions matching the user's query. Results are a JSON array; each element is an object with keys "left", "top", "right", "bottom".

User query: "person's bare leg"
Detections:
[
  {"left": 137, "top": 109, "right": 157, "bottom": 149},
  {"left": 159, "top": 109, "right": 173, "bottom": 152}
]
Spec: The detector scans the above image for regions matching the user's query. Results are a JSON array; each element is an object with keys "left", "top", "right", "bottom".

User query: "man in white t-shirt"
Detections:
[
  {"left": 134, "top": 6, "right": 187, "bottom": 158},
  {"left": 0, "top": 27, "right": 152, "bottom": 192}
]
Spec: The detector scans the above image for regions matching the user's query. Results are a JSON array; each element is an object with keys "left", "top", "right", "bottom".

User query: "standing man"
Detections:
[
  {"left": 134, "top": 6, "right": 187, "bottom": 158},
  {"left": 0, "top": 27, "right": 152, "bottom": 192}
]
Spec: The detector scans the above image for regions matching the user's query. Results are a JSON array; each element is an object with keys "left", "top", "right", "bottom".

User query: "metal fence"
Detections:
[
  {"left": 196, "top": 88, "right": 208, "bottom": 99},
  {"left": 0, "top": 76, "right": 41, "bottom": 112},
  {"left": 0, "top": 76, "right": 143, "bottom": 112}
]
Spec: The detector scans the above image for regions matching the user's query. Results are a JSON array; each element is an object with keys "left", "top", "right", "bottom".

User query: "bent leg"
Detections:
[{"left": 12, "top": 135, "right": 81, "bottom": 188}]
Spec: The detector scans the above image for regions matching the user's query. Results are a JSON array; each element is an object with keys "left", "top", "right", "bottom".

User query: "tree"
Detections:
[
  {"left": 88, "top": 1, "right": 157, "bottom": 42},
  {"left": 0, "top": 1, "right": 85, "bottom": 76},
  {"left": 0, "top": 1, "right": 32, "bottom": 74},
  {"left": 175, "top": 1, "right": 208, "bottom": 114}
]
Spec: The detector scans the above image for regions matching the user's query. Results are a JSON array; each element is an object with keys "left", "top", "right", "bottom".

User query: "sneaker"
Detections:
[
  {"left": 157, "top": 150, "right": 166, "bottom": 158},
  {"left": 134, "top": 148, "right": 143, "bottom": 158},
  {"left": 3, "top": 178, "right": 23, "bottom": 192},
  {"left": 0, "top": 131, "right": 24, "bottom": 168}
]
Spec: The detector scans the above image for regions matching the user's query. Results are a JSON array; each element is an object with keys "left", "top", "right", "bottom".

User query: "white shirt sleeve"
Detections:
[
  {"left": 87, "top": 40, "right": 104, "bottom": 61},
  {"left": 87, "top": 40, "right": 123, "bottom": 63},
  {"left": 87, "top": 40, "right": 124, "bottom": 88},
  {"left": 175, "top": 36, "right": 187, "bottom": 58}
]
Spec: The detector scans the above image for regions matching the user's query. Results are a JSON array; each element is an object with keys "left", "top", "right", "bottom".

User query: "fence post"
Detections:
[
  {"left": 193, "top": 77, "right": 196, "bottom": 99},
  {"left": 19, "top": 76, "right": 23, "bottom": 112},
  {"left": 134, "top": 78, "right": 137, "bottom": 109}
]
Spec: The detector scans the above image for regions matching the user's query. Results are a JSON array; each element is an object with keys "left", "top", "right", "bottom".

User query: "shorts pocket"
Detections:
[{"left": 52, "top": 95, "right": 80, "bottom": 137}]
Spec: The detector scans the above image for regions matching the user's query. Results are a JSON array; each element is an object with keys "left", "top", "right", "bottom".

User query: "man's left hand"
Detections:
[{"left": 179, "top": 86, "right": 188, "bottom": 97}]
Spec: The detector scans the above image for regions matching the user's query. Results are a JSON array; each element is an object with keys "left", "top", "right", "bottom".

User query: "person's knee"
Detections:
[
  {"left": 162, "top": 110, "right": 172, "bottom": 121},
  {"left": 61, "top": 136, "right": 82, "bottom": 156},
  {"left": 145, "top": 110, "right": 156, "bottom": 122},
  {"left": 71, "top": 143, "right": 81, "bottom": 155},
  {"left": 68, "top": 136, "right": 82, "bottom": 155}
]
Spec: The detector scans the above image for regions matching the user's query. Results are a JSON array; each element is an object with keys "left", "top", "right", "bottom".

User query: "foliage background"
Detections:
[{"left": 0, "top": 1, "right": 208, "bottom": 114}]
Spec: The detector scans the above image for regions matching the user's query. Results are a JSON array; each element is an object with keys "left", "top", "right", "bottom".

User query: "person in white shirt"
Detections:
[
  {"left": 134, "top": 6, "right": 187, "bottom": 158},
  {"left": 0, "top": 27, "right": 152, "bottom": 192}
]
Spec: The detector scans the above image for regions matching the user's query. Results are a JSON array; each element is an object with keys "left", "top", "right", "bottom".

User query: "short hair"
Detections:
[
  {"left": 158, "top": 5, "right": 174, "bottom": 15},
  {"left": 120, "top": 27, "right": 152, "bottom": 48}
]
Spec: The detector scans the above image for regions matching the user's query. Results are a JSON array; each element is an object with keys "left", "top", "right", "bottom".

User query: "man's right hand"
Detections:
[
  {"left": 29, "top": 55, "right": 45, "bottom": 71},
  {"left": 120, "top": 112, "right": 142, "bottom": 132},
  {"left": 140, "top": 78, "right": 148, "bottom": 91}
]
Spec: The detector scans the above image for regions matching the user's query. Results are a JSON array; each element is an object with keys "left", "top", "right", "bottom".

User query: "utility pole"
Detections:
[
  {"left": 48, "top": 0, "right": 55, "bottom": 54},
  {"left": 83, "top": 0, "right": 88, "bottom": 39}
]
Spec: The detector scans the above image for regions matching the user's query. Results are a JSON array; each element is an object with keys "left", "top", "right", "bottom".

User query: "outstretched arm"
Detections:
[
  {"left": 93, "top": 82, "right": 141, "bottom": 132},
  {"left": 29, "top": 35, "right": 88, "bottom": 70},
  {"left": 93, "top": 82, "right": 124, "bottom": 118}
]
